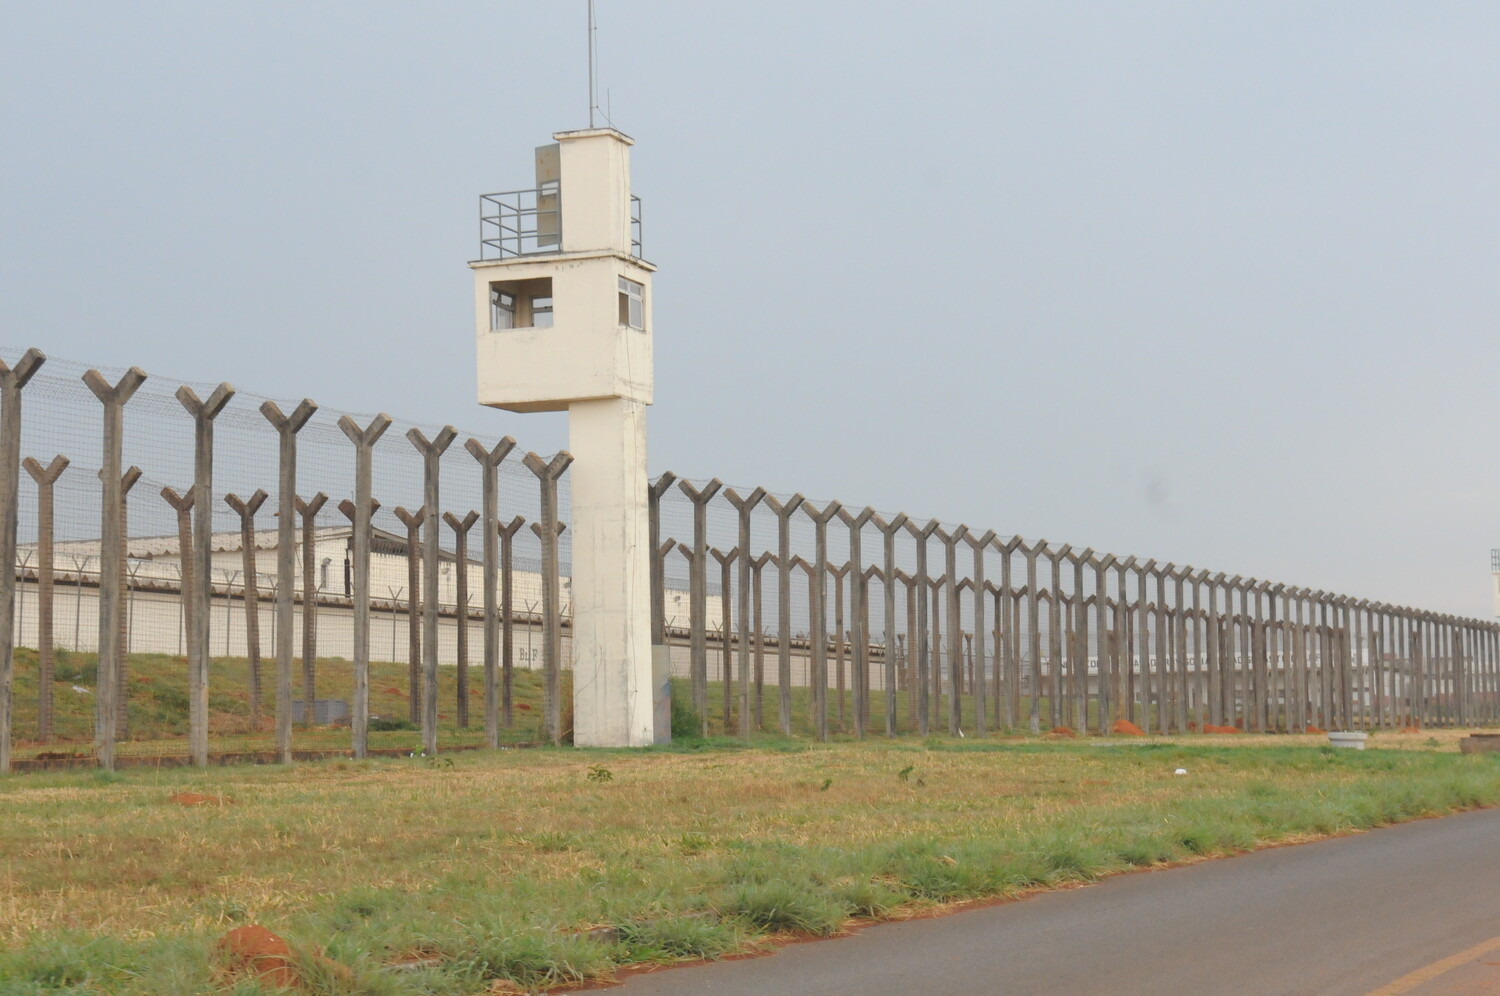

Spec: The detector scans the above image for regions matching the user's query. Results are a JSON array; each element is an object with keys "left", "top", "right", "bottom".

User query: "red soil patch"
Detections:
[
  {"left": 383, "top": 687, "right": 403, "bottom": 696},
  {"left": 217, "top": 925, "right": 297, "bottom": 988},
  {"left": 1203, "top": 724, "right": 1240, "bottom": 735},
  {"left": 1111, "top": 719, "right": 1145, "bottom": 736},
  {"left": 1401, "top": 726, "right": 1421, "bottom": 734},
  {"left": 1049, "top": 726, "right": 1076, "bottom": 738},
  {"left": 169, "top": 792, "right": 232, "bottom": 806},
  {"left": 1305, "top": 725, "right": 1326, "bottom": 735},
  {"left": 517, "top": 703, "right": 533, "bottom": 711}
]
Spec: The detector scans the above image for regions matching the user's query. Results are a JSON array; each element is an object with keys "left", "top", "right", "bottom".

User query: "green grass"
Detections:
[{"left": 3, "top": 739, "right": 1500, "bottom": 993}]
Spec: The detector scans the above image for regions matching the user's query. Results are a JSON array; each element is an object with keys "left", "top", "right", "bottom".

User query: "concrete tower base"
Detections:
[{"left": 568, "top": 396, "right": 655, "bottom": 746}]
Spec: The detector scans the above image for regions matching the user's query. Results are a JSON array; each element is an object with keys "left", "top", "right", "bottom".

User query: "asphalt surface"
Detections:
[{"left": 571, "top": 807, "right": 1500, "bottom": 996}]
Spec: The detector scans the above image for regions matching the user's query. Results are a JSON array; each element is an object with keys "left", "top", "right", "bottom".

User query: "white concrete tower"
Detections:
[{"left": 472, "top": 128, "right": 655, "bottom": 746}]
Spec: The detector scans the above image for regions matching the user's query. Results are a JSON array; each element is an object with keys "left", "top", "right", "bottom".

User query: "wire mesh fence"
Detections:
[{"left": 0, "top": 344, "right": 1496, "bottom": 772}]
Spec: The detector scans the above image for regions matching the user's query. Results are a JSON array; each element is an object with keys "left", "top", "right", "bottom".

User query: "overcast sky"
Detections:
[{"left": 3, "top": 1, "right": 1497, "bottom": 618}]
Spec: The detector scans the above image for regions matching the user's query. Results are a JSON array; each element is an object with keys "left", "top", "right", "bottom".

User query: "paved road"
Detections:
[{"left": 573, "top": 808, "right": 1500, "bottom": 995}]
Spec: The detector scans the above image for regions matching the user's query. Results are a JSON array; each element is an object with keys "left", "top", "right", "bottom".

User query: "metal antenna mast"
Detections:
[{"left": 587, "top": 0, "right": 598, "bottom": 128}]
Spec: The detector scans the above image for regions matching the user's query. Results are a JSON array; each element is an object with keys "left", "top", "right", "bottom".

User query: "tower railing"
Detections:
[{"left": 479, "top": 186, "right": 562, "bottom": 260}]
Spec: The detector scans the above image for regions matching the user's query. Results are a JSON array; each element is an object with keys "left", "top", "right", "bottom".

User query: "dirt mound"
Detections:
[
  {"left": 1048, "top": 726, "right": 1076, "bottom": 738},
  {"left": 1203, "top": 724, "right": 1240, "bottom": 735},
  {"left": 218, "top": 925, "right": 297, "bottom": 988},
  {"left": 1401, "top": 726, "right": 1421, "bottom": 734},
  {"left": 1111, "top": 719, "right": 1145, "bottom": 736},
  {"left": 1305, "top": 725, "right": 1326, "bottom": 735},
  {"left": 169, "top": 792, "right": 231, "bottom": 806}
]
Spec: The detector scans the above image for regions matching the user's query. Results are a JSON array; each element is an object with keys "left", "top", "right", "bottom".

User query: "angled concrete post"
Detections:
[
  {"left": 261, "top": 398, "right": 317, "bottom": 764},
  {"left": 710, "top": 545, "right": 739, "bottom": 731},
  {"left": 444, "top": 510, "right": 479, "bottom": 729},
  {"left": 176, "top": 382, "right": 234, "bottom": 767},
  {"left": 1206, "top": 573, "right": 1225, "bottom": 727},
  {"left": 161, "top": 485, "right": 196, "bottom": 734},
  {"left": 862, "top": 562, "right": 884, "bottom": 725},
  {"left": 25, "top": 455, "right": 67, "bottom": 744},
  {"left": 995, "top": 537, "right": 1022, "bottom": 729},
  {"left": 1267, "top": 582, "right": 1286, "bottom": 730},
  {"left": 929, "top": 573, "right": 945, "bottom": 730},
  {"left": 828, "top": 559, "right": 852, "bottom": 730},
  {"left": 1113, "top": 557, "right": 1135, "bottom": 725},
  {"left": 963, "top": 529, "right": 995, "bottom": 735},
  {"left": 0, "top": 350, "right": 43, "bottom": 772},
  {"left": 1249, "top": 579, "right": 1267, "bottom": 732},
  {"left": 82, "top": 365, "right": 143, "bottom": 771},
  {"left": 107, "top": 466, "right": 142, "bottom": 738},
  {"left": 677, "top": 478, "right": 722, "bottom": 733},
  {"left": 840, "top": 507, "right": 877, "bottom": 737},
  {"left": 1132, "top": 559, "right": 1156, "bottom": 732},
  {"left": 894, "top": 568, "right": 917, "bottom": 723},
  {"left": 295, "top": 492, "right": 328, "bottom": 727},
  {"left": 1172, "top": 565, "right": 1191, "bottom": 733},
  {"left": 338, "top": 413, "right": 391, "bottom": 759},
  {"left": 934, "top": 525, "right": 968, "bottom": 735},
  {"left": 1093, "top": 554, "right": 1116, "bottom": 733},
  {"left": 465, "top": 435, "right": 516, "bottom": 748},
  {"left": 724, "top": 487, "right": 766, "bottom": 739},
  {"left": 407, "top": 425, "right": 456, "bottom": 755},
  {"left": 873, "top": 513, "right": 909, "bottom": 737},
  {"left": 750, "top": 551, "right": 773, "bottom": 729},
  {"left": 393, "top": 505, "right": 426, "bottom": 724},
  {"left": 802, "top": 500, "right": 843, "bottom": 741},
  {"left": 225, "top": 489, "right": 270, "bottom": 728},
  {"left": 1020, "top": 540, "right": 1046, "bottom": 734},
  {"left": 1044, "top": 543, "right": 1072, "bottom": 730},
  {"left": 498, "top": 515, "right": 526, "bottom": 728},
  {"left": 906, "top": 519, "right": 941, "bottom": 737},
  {"left": 1068, "top": 547, "right": 1093, "bottom": 731},
  {"left": 763, "top": 493, "right": 806, "bottom": 735},
  {"left": 648, "top": 472, "right": 678, "bottom": 645},
  {"left": 524, "top": 451, "right": 573, "bottom": 746}
]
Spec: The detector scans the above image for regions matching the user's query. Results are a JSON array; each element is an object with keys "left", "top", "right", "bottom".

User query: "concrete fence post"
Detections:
[
  {"left": 648, "top": 472, "right": 678, "bottom": 647},
  {"left": 24, "top": 454, "right": 67, "bottom": 745},
  {"left": 872, "top": 512, "right": 909, "bottom": 737},
  {"left": 498, "top": 515, "right": 526, "bottom": 728},
  {"left": 225, "top": 489, "right": 269, "bottom": 730},
  {"left": 906, "top": 519, "right": 941, "bottom": 737},
  {"left": 524, "top": 450, "right": 573, "bottom": 746},
  {"left": 724, "top": 486, "right": 766, "bottom": 739},
  {"left": 0, "top": 349, "right": 43, "bottom": 773},
  {"left": 407, "top": 426, "right": 456, "bottom": 756},
  {"left": 82, "top": 365, "right": 144, "bottom": 771},
  {"left": 337, "top": 412, "right": 391, "bottom": 759},
  {"left": 444, "top": 510, "right": 479, "bottom": 729},
  {"left": 161, "top": 485, "right": 196, "bottom": 737},
  {"left": 710, "top": 545, "right": 739, "bottom": 731},
  {"left": 676, "top": 478, "right": 722, "bottom": 735},
  {"left": 1094, "top": 554, "right": 1116, "bottom": 734},
  {"left": 176, "top": 382, "right": 234, "bottom": 767},
  {"left": 296, "top": 492, "right": 328, "bottom": 727},
  {"left": 261, "top": 398, "right": 317, "bottom": 764},
  {"left": 996, "top": 537, "right": 1022, "bottom": 729},
  {"left": 750, "top": 551, "right": 773, "bottom": 730},
  {"left": 762, "top": 493, "right": 805, "bottom": 735},
  {"left": 802, "top": 500, "right": 843, "bottom": 741},
  {"left": 108, "top": 466, "right": 142, "bottom": 739},
  {"left": 464, "top": 434, "right": 516, "bottom": 748},
  {"left": 841, "top": 506, "right": 877, "bottom": 738},
  {"left": 393, "top": 505, "right": 426, "bottom": 725}
]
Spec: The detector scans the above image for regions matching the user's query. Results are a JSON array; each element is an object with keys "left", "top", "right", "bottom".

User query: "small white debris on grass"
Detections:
[
  {"left": 71, "top": 685, "right": 90, "bottom": 694},
  {"left": 1174, "top": 768, "right": 1188, "bottom": 776}
]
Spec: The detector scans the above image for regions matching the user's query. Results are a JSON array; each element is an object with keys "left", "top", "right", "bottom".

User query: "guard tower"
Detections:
[{"left": 472, "top": 128, "right": 655, "bottom": 747}]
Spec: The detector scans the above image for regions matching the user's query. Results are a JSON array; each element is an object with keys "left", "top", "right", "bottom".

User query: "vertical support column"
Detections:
[
  {"left": 1023, "top": 540, "right": 1046, "bottom": 734},
  {"left": 162, "top": 485, "right": 196, "bottom": 697},
  {"left": 1046, "top": 544, "right": 1073, "bottom": 731},
  {"left": 648, "top": 472, "right": 678, "bottom": 646},
  {"left": 444, "top": 511, "right": 479, "bottom": 729},
  {"left": 1131, "top": 560, "right": 1154, "bottom": 731},
  {"left": 82, "top": 365, "right": 144, "bottom": 771},
  {"left": 1115, "top": 557, "right": 1137, "bottom": 726},
  {"left": 498, "top": 515, "right": 525, "bottom": 729},
  {"left": 338, "top": 413, "right": 391, "bottom": 760},
  {"left": 829, "top": 561, "right": 851, "bottom": 729},
  {"left": 966, "top": 530, "right": 996, "bottom": 735},
  {"left": 677, "top": 478, "right": 722, "bottom": 736},
  {"left": 1070, "top": 549, "right": 1094, "bottom": 731},
  {"left": 524, "top": 451, "right": 573, "bottom": 746},
  {"left": 465, "top": 436, "right": 517, "bottom": 748},
  {"left": 261, "top": 399, "right": 317, "bottom": 764},
  {"left": 803, "top": 500, "right": 843, "bottom": 742},
  {"left": 710, "top": 545, "right": 739, "bottom": 731},
  {"left": 0, "top": 350, "right": 43, "bottom": 773},
  {"left": 1094, "top": 555, "right": 1115, "bottom": 734},
  {"left": 724, "top": 487, "right": 766, "bottom": 740},
  {"left": 394, "top": 506, "right": 425, "bottom": 724},
  {"left": 842, "top": 507, "right": 877, "bottom": 738},
  {"left": 408, "top": 426, "right": 457, "bottom": 754},
  {"left": 24, "top": 454, "right": 67, "bottom": 745},
  {"left": 751, "top": 552, "right": 772, "bottom": 730},
  {"left": 906, "top": 519, "right": 940, "bottom": 737},
  {"left": 997, "top": 537, "right": 1022, "bottom": 729},
  {"left": 176, "top": 383, "right": 234, "bottom": 767},
  {"left": 763, "top": 494, "right": 806, "bottom": 736},
  {"left": 226, "top": 490, "right": 270, "bottom": 729},
  {"left": 296, "top": 492, "right": 329, "bottom": 727},
  {"left": 111, "top": 466, "right": 142, "bottom": 739},
  {"left": 935, "top": 526, "right": 967, "bottom": 735},
  {"left": 873, "top": 513, "right": 909, "bottom": 737}
]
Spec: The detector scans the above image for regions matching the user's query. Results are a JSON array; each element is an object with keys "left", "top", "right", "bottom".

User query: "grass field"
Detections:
[{"left": 4, "top": 731, "right": 1500, "bottom": 994}]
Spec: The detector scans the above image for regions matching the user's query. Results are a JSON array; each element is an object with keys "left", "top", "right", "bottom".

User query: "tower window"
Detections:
[
  {"left": 618, "top": 277, "right": 644, "bottom": 330},
  {"left": 490, "top": 288, "right": 516, "bottom": 330},
  {"left": 488, "top": 278, "right": 553, "bottom": 331}
]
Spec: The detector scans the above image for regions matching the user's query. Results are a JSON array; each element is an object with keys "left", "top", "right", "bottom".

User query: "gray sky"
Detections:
[{"left": 3, "top": 1, "right": 1497, "bottom": 618}]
